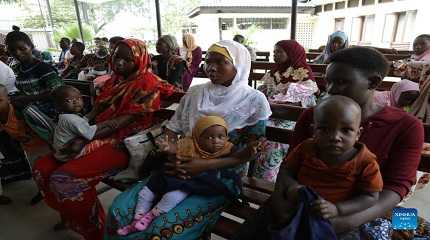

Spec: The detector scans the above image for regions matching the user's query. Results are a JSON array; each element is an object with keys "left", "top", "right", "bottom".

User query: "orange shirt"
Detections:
[
  {"left": 0, "top": 104, "right": 45, "bottom": 151},
  {"left": 284, "top": 139, "right": 383, "bottom": 203}
]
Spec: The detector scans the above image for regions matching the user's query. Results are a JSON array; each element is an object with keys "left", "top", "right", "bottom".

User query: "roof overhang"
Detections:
[{"left": 188, "top": 6, "right": 314, "bottom": 18}]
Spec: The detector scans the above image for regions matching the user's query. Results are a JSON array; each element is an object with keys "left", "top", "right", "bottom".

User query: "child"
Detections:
[
  {"left": 117, "top": 115, "right": 241, "bottom": 235},
  {"left": 52, "top": 85, "right": 117, "bottom": 162},
  {"left": 271, "top": 95, "right": 384, "bottom": 237}
]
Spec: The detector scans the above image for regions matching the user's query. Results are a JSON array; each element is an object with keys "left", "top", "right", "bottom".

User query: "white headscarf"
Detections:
[{"left": 167, "top": 40, "right": 271, "bottom": 135}]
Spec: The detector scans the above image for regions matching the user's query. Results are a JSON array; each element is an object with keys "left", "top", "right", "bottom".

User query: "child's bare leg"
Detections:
[{"left": 134, "top": 190, "right": 188, "bottom": 231}]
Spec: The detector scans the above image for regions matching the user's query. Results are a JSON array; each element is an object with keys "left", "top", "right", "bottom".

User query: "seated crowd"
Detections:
[{"left": 1, "top": 24, "right": 430, "bottom": 240}]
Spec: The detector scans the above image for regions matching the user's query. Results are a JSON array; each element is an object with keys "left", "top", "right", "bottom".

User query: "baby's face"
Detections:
[
  {"left": 198, "top": 125, "right": 228, "bottom": 153},
  {"left": 60, "top": 89, "right": 84, "bottom": 114},
  {"left": 314, "top": 106, "right": 361, "bottom": 157}
]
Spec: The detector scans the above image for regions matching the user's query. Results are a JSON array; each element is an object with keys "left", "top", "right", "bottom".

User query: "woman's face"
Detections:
[
  {"left": 204, "top": 52, "right": 236, "bottom": 87},
  {"left": 325, "top": 63, "right": 374, "bottom": 106},
  {"left": 273, "top": 45, "right": 288, "bottom": 64},
  {"left": 112, "top": 43, "right": 137, "bottom": 77},
  {"left": 8, "top": 40, "right": 33, "bottom": 63},
  {"left": 413, "top": 37, "right": 430, "bottom": 56},
  {"left": 156, "top": 40, "right": 170, "bottom": 56},
  {"left": 330, "top": 37, "right": 344, "bottom": 52}
]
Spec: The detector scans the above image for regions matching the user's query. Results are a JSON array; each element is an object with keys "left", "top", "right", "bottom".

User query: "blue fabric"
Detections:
[{"left": 270, "top": 187, "right": 337, "bottom": 240}]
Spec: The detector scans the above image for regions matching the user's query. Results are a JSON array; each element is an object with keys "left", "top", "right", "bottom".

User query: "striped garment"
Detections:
[{"left": 13, "top": 60, "right": 63, "bottom": 97}]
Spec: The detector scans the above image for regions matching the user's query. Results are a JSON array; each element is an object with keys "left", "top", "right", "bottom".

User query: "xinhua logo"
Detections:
[{"left": 392, "top": 208, "right": 418, "bottom": 230}]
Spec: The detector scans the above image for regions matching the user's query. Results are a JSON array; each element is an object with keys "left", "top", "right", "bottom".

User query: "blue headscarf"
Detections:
[{"left": 321, "top": 31, "right": 349, "bottom": 63}]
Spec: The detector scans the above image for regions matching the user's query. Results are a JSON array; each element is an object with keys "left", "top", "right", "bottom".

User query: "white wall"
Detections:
[
  {"left": 191, "top": 12, "right": 313, "bottom": 52},
  {"left": 312, "top": 0, "right": 430, "bottom": 50}
]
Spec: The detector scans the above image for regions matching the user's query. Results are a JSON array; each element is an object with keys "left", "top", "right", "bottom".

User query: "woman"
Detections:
[
  {"left": 180, "top": 33, "right": 202, "bottom": 91},
  {"left": 259, "top": 40, "right": 318, "bottom": 106},
  {"left": 412, "top": 34, "right": 430, "bottom": 62},
  {"left": 152, "top": 35, "right": 187, "bottom": 89},
  {"left": 33, "top": 39, "right": 174, "bottom": 240},
  {"left": 254, "top": 40, "right": 317, "bottom": 181},
  {"left": 314, "top": 31, "right": 349, "bottom": 64},
  {"left": 5, "top": 27, "right": 63, "bottom": 141},
  {"left": 236, "top": 47, "right": 426, "bottom": 240},
  {"left": 105, "top": 40, "right": 272, "bottom": 240},
  {"left": 374, "top": 79, "right": 419, "bottom": 111},
  {"left": 61, "top": 42, "right": 85, "bottom": 80}
]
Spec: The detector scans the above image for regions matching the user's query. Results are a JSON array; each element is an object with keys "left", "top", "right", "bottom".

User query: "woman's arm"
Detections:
[
  {"left": 336, "top": 192, "right": 379, "bottom": 216},
  {"left": 330, "top": 190, "right": 400, "bottom": 233}
]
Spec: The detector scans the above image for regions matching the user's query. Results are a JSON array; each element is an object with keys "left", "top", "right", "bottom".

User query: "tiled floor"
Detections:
[{"left": 1, "top": 178, "right": 429, "bottom": 240}]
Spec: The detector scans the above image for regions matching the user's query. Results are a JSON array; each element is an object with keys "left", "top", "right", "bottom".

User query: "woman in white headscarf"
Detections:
[{"left": 105, "top": 40, "right": 271, "bottom": 240}]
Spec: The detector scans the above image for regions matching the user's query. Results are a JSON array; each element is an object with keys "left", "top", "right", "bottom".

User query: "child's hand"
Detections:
[{"left": 311, "top": 198, "right": 339, "bottom": 219}]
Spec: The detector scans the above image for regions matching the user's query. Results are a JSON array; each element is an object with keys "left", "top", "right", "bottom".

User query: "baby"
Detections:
[
  {"left": 117, "top": 115, "right": 238, "bottom": 235},
  {"left": 272, "top": 96, "right": 383, "bottom": 231},
  {"left": 52, "top": 85, "right": 116, "bottom": 162}
]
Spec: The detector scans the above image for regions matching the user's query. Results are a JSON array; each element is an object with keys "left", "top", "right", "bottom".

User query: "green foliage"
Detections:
[
  {"left": 232, "top": 25, "right": 261, "bottom": 47},
  {"left": 161, "top": 0, "right": 199, "bottom": 36},
  {"left": 22, "top": 0, "right": 76, "bottom": 29},
  {"left": 53, "top": 23, "right": 94, "bottom": 43}
]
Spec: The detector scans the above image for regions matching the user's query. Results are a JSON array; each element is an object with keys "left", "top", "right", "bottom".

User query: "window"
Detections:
[
  {"left": 362, "top": 15, "right": 375, "bottom": 42},
  {"left": 348, "top": 0, "right": 359, "bottom": 8},
  {"left": 351, "top": 17, "right": 363, "bottom": 42},
  {"left": 382, "top": 14, "right": 397, "bottom": 42},
  {"left": 335, "top": 18, "right": 345, "bottom": 31},
  {"left": 379, "top": 0, "right": 393, "bottom": 3},
  {"left": 271, "top": 18, "right": 288, "bottom": 29},
  {"left": 324, "top": 3, "right": 334, "bottom": 11},
  {"left": 315, "top": 5, "right": 322, "bottom": 14},
  {"left": 362, "top": 0, "right": 375, "bottom": 5},
  {"left": 394, "top": 11, "right": 417, "bottom": 43},
  {"left": 220, "top": 18, "right": 233, "bottom": 30},
  {"left": 382, "top": 11, "right": 417, "bottom": 43},
  {"left": 236, "top": 18, "right": 288, "bottom": 30},
  {"left": 335, "top": 1, "right": 346, "bottom": 10}
]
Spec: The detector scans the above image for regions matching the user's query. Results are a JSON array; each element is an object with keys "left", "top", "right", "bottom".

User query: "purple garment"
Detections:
[
  {"left": 182, "top": 46, "right": 202, "bottom": 91},
  {"left": 271, "top": 187, "right": 337, "bottom": 240}
]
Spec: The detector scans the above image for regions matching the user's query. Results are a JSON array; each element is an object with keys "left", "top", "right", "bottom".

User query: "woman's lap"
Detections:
[{"left": 105, "top": 181, "right": 227, "bottom": 240}]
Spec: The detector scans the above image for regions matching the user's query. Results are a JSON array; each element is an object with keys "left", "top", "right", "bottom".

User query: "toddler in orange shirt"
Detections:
[{"left": 272, "top": 95, "right": 383, "bottom": 229}]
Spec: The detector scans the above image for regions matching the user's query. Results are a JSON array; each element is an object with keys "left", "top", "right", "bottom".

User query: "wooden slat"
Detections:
[
  {"left": 211, "top": 216, "right": 241, "bottom": 239},
  {"left": 270, "top": 103, "right": 305, "bottom": 121},
  {"left": 242, "top": 177, "right": 275, "bottom": 194},
  {"left": 241, "top": 187, "right": 270, "bottom": 205}
]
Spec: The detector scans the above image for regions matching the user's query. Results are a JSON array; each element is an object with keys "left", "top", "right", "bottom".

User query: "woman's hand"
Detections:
[
  {"left": 164, "top": 155, "right": 211, "bottom": 179},
  {"left": 59, "top": 137, "right": 87, "bottom": 157}
]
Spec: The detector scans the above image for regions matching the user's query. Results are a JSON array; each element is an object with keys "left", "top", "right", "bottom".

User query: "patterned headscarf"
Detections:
[
  {"left": 273, "top": 40, "right": 314, "bottom": 83},
  {"left": 96, "top": 38, "right": 174, "bottom": 139}
]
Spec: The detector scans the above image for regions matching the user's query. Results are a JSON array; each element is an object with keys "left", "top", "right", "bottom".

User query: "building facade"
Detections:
[
  {"left": 311, "top": 0, "right": 430, "bottom": 50},
  {"left": 187, "top": 0, "right": 314, "bottom": 52}
]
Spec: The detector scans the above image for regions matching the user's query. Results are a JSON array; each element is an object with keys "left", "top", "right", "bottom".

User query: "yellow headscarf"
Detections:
[
  {"left": 207, "top": 43, "right": 233, "bottom": 63},
  {"left": 176, "top": 116, "right": 234, "bottom": 159}
]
